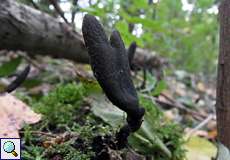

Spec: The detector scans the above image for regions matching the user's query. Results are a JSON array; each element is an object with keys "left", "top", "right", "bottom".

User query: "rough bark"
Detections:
[
  {"left": 216, "top": 0, "right": 230, "bottom": 149},
  {"left": 0, "top": 0, "right": 156, "bottom": 67},
  {"left": 0, "top": 0, "right": 89, "bottom": 63}
]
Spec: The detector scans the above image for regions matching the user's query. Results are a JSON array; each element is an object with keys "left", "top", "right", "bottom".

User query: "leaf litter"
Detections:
[{"left": 0, "top": 93, "right": 41, "bottom": 138}]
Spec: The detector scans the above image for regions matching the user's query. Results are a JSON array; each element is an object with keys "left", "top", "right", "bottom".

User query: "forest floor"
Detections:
[{"left": 0, "top": 51, "right": 217, "bottom": 160}]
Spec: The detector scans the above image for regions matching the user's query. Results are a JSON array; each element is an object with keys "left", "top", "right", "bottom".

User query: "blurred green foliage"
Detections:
[
  {"left": 17, "top": 0, "right": 218, "bottom": 74},
  {"left": 129, "top": 95, "right": 185, "bottom": 160},
  {"left": 84, "top": 0, "right": 219, "bottom": 73},
  {"left": 0, "top": 57, "right": 22, "bottom": 77}
]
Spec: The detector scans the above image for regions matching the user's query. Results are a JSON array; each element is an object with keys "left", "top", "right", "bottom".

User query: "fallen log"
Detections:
[{"left": 0, "top": 0, "right": 163, "bottom": 69}]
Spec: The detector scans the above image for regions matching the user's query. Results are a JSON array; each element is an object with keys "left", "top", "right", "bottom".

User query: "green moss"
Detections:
[
  {"left": 22, "top": 146, "right": 45, "bottom": 160},
  {"left": 20, "top": 82, "right": 113, "bottom": 160},
  {"left": 45, "top": 143, "right": 93, "bottom": 160},
  {"left": 34, "top": 83, "right": 86, "bottom": 126}
]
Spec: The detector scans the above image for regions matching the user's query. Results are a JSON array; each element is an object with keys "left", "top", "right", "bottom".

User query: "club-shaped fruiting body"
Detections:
[
  {"left": 82, "top": 15, "right": 144, "bottom": 134},
  {"left": 127, "top": 41, "right": 137, "bottom": 67},
  {"left": 4, "top": 65, "right": 30, "bottom": 93}
]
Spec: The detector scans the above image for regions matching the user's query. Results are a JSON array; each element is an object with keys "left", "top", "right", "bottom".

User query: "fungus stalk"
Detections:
[{"left": 82, "top": 14, "right": 145, "bottom": 149}]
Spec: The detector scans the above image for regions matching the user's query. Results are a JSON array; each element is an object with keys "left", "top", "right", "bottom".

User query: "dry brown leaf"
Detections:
[
  {"left": 197, "top": 82, "right": 206, "bottom": 92},
  {"left": 0, "top": 93, "right": 41, "bottom": 138},
  {"left": 208, "top": 130, "right": 218, "bottom": 140},
  {"left": 164, "top": 109, "right": 179, "bottom": 121},
  {"left": 207, "top": 120, "right": 217, "bottom": 131}
]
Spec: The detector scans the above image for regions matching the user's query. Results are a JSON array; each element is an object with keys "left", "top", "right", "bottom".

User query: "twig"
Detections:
[
  {"left": 71, "top": 0, "right": 79, "bottom": 26},
  {"left": 29, "top": 0, "right": 40, "bottom": 10},
  {"left": 17, "top": 51, "right": 45, "bottom": 71},
  {"left": 20, "top": 131, "right": 56, "bottom": 137},
  {"left": 49, "top": 0, "right": 69, "bottom": 25},
  {"left": 141, "top": 93, "right": 207, "bottom": 120},
  {"left": 186, "top": 114, "right": 215, "bottom": 139},
  {"left": 20, "top": 130, "right": 79, "bottom": 139},
  {"left": 160, "top": 93, "right": 207, "bottom": 118}
]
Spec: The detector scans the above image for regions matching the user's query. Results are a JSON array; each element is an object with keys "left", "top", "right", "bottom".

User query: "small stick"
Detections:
[
  {"left": 20, "top": 131, "right": 56, "bottom": 138},
  {"left": 49, "top": 0, "right": 69, "bottom": 25},
  {"left": 141, "top": 94, "right": 207, "bottom": 120},
  {"left": 186, "top": 114, "right": 215, "bottom": 139}
]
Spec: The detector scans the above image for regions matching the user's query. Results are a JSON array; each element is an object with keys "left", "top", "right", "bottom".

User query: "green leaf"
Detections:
[
  {"left": 141, "top": 72, "right": 157, "bottom": 92},
  {"left": 80, "top": 7, "right": 106, "bottom": 17},
  {"left": 82, "top": 81, "right": 102, "bottom": 95},
  {"left": 90, "top": 94, "right": 125, "bottom": 128},
  {"left": 133, "top": 0, "right": 148, "bottom": 8},
  {"left": 196, "top": 0, "right": 213, "bottom": 9},
  {"left": 115, "top": 21, "right": 129, "bottom": 32},
  {"left": 120, "top": 10, "right": 163, "bottom": 32},
  {"left": 152, "top": 80, "right": 167, "bottom": 96},
  {"left": 115, "top": 20, "right": 144, "bottom": 47},
  {"left": 0, "top": 57, "right": 22, "bottom": 77},
  {"left": 185, "top": 136, "right": 217, "bottom": 160},
  {"left": 129, "top": 119, "right": 172, "bottom": 158}
]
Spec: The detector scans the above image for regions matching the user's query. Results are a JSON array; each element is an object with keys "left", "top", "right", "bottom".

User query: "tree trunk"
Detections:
[
  {"left": 0, "top": 0, "right": 89, "bottom": 63},
  {"left": 216, "top": 0, "right": 230, "bottom": 149},
  {"left": 0, "top": 0, "right": 156, "bottom": 68}
]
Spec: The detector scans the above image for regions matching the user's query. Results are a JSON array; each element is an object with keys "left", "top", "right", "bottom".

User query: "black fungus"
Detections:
[
  {"left": 4, "top": 65, "right": 30, "bottom": 93},
  {"left": 82, "top": 14, "right": 145, "bottom": 149},
  {"left": 127, "top": 41, "right": 137, "bottom": 68}
]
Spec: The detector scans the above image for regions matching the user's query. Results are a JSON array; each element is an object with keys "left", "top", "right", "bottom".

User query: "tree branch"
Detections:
[{"left": 0, "top": 0, "right": 162, "bottom": 69}]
